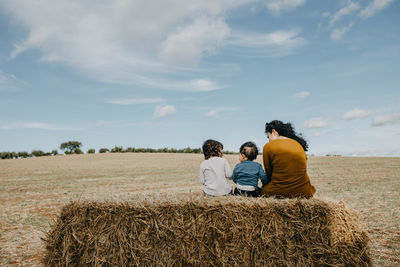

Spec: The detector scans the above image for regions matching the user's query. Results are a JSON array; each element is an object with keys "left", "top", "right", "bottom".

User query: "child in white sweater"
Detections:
[{"left": 199, "top": 139, "right": 233, "bottom": 196}]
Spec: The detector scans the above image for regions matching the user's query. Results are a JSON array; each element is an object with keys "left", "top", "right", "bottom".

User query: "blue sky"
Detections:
[{"left": 0, "top": 0, "right": 399, "bottom": 156}]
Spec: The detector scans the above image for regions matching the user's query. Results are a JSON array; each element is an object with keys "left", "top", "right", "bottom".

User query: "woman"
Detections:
[{"left": 262, "top": 120, "right": 316, "bottom": 198}]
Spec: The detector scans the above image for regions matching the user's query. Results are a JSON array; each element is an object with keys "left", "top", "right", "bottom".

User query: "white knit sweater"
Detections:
[{"left": 199, "top": 157, "right": 233, "bottom": 196}]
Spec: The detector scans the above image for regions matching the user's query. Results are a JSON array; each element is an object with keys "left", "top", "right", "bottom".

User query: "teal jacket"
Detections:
[{"left": 232, "top": 160, "right": 270, "bottom": 188}]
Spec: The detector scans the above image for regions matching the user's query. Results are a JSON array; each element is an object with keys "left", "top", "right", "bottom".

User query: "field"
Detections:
[{"left": 0, "top": 153, "right": 399, "bottom": 266}]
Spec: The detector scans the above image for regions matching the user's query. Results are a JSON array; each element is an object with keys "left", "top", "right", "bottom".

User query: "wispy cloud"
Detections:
[
  {"left": 326, "top": 0, "right": 394, "bottom": 41},
  {"left": 293, "top": 91, "right": 310, "bottom": 98},
  {"left": 330, "top": 22, "right": 354, "bottom": 41},
  {"left": 342, "top": 108, "right": 373, "bottom": 120},
  {"left": 160, "top": 18, "right": 230, "bottom": 65},
  {"left": 0, "top": 70, "right": 19, "bottom": 91},
  {"left": 360, "top": 0, "right": 396, "bottom": 19},
  {"left": 229, "top": 29, "right": 306, "bottom": 57},
  {"left": 372, "top": 113, "right": 400, "bottom": 126},
  {"left": 264, "top": 0, "right": 306, "bottom": 15},
  {"left": 329, "top": 1, "right": 360, "bottom": 27},
  {"left": 140, "top": 78, "right": 225, "bottom": 92},
  {"left": 1, "top": 121, "right": 82, "bottom": 131},
  {"left": 105, "top": 98, "right": 163, "bottom": 105},
  {"left": 153, "top": 105, "right": 176, "bottom": 119},
  {"left": 205, "top": 107, "right": 238, "bottom": 118},
  {"left": 304, "top": 117, "right": 329, "bottom": 128}
]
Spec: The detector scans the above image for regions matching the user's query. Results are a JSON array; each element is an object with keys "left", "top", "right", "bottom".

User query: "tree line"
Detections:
[{"left": 1, "top": 141, "right": 236, "bottom": 159}]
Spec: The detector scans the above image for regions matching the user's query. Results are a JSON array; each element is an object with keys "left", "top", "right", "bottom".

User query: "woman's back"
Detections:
[{"left": 262, "top": 138, "right": 315, "bottom": 198}]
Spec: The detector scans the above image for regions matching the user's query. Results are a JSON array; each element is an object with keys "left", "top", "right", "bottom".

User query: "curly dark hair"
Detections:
[
  {"left": 265, "top": 120, "right": 309, "bottom": 151},
  {"left": 202, "top": 139, "right": 223, "bottom": 160},
  {"left": 239, "top": 141, "right": 258, "bottom": 161}
]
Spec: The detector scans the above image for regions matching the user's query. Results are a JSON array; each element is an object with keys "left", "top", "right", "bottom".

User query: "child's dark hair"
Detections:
[
  {"left": 202, "top": 139, "right": 223, "bottom": 160},
  {"left": 265, "top": 120, "right": 308, "bottom": 151},
  {"left": 240, "top": 142, "right": 258, "bottom": 161}
]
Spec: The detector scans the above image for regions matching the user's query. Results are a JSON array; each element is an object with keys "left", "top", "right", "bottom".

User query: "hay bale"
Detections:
[{"left": 43, "top": 197, "right": 371, "bottom": 266}]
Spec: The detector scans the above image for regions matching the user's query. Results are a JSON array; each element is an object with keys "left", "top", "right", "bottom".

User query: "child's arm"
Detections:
[
  {"left": 224, "top": 159, "right": 233, "bottom": 180},
  {"left": 259, "top": 163, "right": 270, "bottom": 186},
  {"left": 232, "top": 166, "right": 238, "bottom": 184}
]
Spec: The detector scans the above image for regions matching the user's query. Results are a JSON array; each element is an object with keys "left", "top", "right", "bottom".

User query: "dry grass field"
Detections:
[{"left": 0, "top": 153, "right": 399, "bottom": 266}]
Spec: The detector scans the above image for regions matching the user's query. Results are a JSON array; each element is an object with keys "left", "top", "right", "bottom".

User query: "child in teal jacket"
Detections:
[{"left": 232, "top": 142, "right": 269, "bottom": 197}]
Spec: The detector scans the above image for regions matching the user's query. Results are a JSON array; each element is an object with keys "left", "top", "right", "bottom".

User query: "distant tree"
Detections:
[
  {"left": 43, "top": 152, "right": 52, "bottom": 156},
  {"left": 183, "top": 147, "right": 192, "bottom": 153},
  {"left": 18, "top": 151, "right": 30, "bottom": 158},
  {"left": 111, "top": 146, "right": 123, "bottom": 153},
  {"left": 192, "top": 148, "right": 201, "bottom": 154},
  {"left": 51, "top": 150, "right": 58, "bottom": 156},
  {"left": 87, "top": 148, "right": 95, "bottom": 154},
  {"left": 60, "top": 141, "right": 82, "bottom": 155},
  {"left": 99, "top": 148, "right": 109, "bottom": 153},
  {"left": 32, "top": 150, "right": 45, "bottom": 157},
  {"left": 1, "top": 152, "right": 12, "bottom": 159}
]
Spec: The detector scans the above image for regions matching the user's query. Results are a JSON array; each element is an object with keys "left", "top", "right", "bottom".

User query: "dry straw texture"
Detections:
[{"left": 43, "top": 196, "right": 371, "bottom": 266}]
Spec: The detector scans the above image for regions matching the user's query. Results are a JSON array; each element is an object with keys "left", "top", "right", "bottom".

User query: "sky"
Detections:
[{"left": 0, "top": 0, "right": 399, "bottom": 156}]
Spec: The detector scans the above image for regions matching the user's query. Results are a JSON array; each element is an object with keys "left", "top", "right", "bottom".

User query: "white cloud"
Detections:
[
  {"left": 106, "top": 98, "right": 163, "bottom": 105},
  {"left": 140, "top": 78, "right": 225, "bottom": 92},
  {"left": 0, "top": 1, "right": 311, "bottom": 90},
  {"left": 329, "top": 1, "right": 360, "bottom": 27},
  {"left": 330, "top": 22, "right": 354, "bottom": 41},
  {"left": 206, "top": 110, "right": 219, "bottom": 118},
  {"left": 264, "top": 0, "right": 306, "bottom": 15},
  {"left": 160, "top": 18, "right": 231, "bottom": 65},
  {"left": 153, "top": 105, "right": 176, "bottom": 119},
  {"left": 187, "top": 79, "right": 225, "bottom": 92},
  {"left": 205, "top": 107, "right": 238, "bottom": 118},
  {"left": 1, "top": 0, "right": 256, "bottom": 90},
  {"left": 360, "top": 0, "right": 395, "bottom": 19},
  {"left": 372, "top": 113, "right": 400, "bottom": 126},
  {"left": 229, "top": 29, "right": 306, "bottom": 57},
  {"left": 342, "top": 108, "right": 373, "bottom": 120},
  {"left": 1, "top": 0, "right": 305, "bottom": 91},
  {"left": 293, "top": 91, "right": 310, "bottom": 98},
  {"left": 304, "top": 117, "right": 329, "bottom": 128},
  {"left": 1, "top": 122, "right": 82, "bottom": 131}
]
